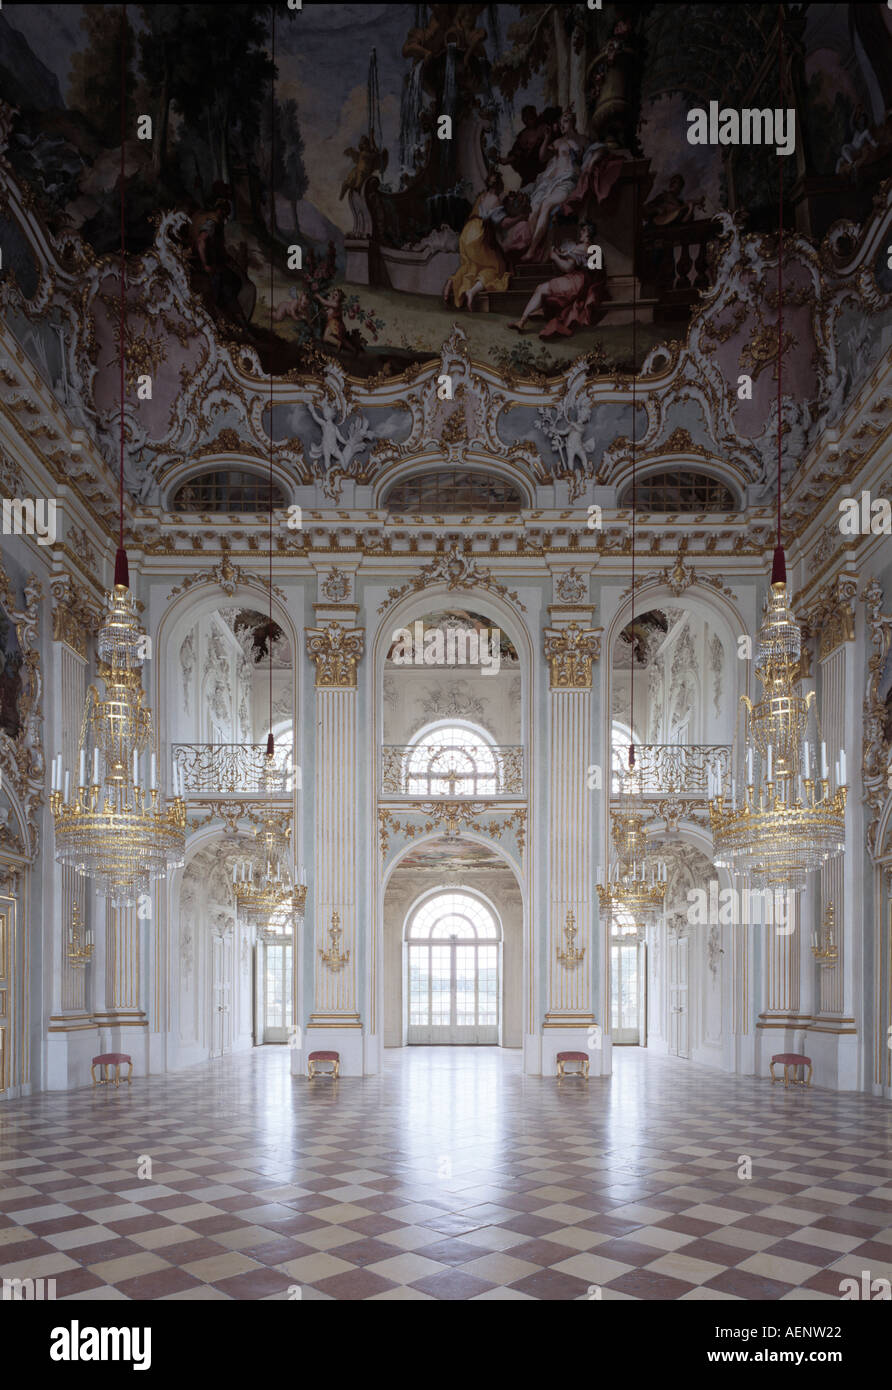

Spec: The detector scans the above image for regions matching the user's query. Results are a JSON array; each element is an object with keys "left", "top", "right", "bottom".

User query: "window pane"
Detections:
[{"left": 430, "top": 946, "right": 451, "bottom": 1026}]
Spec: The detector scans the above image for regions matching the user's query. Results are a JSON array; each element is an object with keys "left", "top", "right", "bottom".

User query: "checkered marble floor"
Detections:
[{"left": 1, "top": 1046, "right": 891, "bottom": 1301}]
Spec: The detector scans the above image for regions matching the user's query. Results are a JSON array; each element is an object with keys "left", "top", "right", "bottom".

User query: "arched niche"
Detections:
[{"left": 382, "top": 830, "right": 526, "bottom": 1050}]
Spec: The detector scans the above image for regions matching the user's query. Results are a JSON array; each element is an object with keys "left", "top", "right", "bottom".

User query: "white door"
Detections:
[
  {"left": 211, "top": 934, "right": 233, "bottom": 1056},
  {"left": 668, "top": 935, "right": 689, "bottom": 1058}
]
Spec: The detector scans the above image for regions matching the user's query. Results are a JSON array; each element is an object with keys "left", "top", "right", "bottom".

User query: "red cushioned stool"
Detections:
[
  {"left": 91, "top": 1053, "right": 133, "bottom": 1088},
  {"left": 556, "top": 1050, "right": 589, "bottom": 1079},
  {"left": 307, "top": 1050, "right": 340, "bottom": 1080},
  {"left": 770, "top": 1052, "right": 812, "bottom": 1088}
]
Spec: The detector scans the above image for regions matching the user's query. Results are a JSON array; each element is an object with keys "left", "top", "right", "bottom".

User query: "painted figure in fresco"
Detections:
[
  {"left": 521, "top": 109, "right": 587, "bottom": 262},
  {"left": 491, "top": 189, "right": 533, "bottom": 262},
  {"left": 339, "top": 135, "right": 388, "bottom": 199},
  {"left": 835, "top": 107, "right": 878, "bottom": 175},
  {"left": 189, "top": 187, "right": 251, "bottom": 327},
  {"left": 498, "top": 104, "right": 560, "bottom": 188},
  {"left": 643, "top": 174, "right": 704, "bottom": 226},
  {"left": 509, "top": 222, "right": 607, "bottom": 338},
  {"left": 443, "top": 170, "right": 511, "bottom": 310}
]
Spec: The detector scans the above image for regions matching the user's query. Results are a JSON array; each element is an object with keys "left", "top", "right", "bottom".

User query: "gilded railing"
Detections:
[
  {"left": 381, "top": 744, "right": 524, "bottom": 797},
  {"left": 610, "top": 744, "right": 731, "bottom": 795},
  {"left": 172, "top": 743, "right": 295, "bottom": 795}
]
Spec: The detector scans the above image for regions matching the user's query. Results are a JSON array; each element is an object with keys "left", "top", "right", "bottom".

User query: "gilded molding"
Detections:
[
  {"left": 543, "top": 622, "right": 601, "bottom": 689},
  {"left": 50, "top": 575, "right": 99, "bottom": 659},
  {"left": 803, "top": 573, "right": 857, "bottom": 660},
  {"left": 378, "top": 802, "right": 526, "bottom": 858},
  {"left": 0, "top": 557, "right": 44, "bottom": 860},
  {"left": 306, "top": 622, "right": 365, "bottom": 688},
  {"left": 862, "top": 577, "right": 892, "bottom": 857}
]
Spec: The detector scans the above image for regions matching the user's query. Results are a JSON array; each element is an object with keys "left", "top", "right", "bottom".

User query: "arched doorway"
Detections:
[{"left": 405, "top": 890, "right": 501, "bottom": 1044}]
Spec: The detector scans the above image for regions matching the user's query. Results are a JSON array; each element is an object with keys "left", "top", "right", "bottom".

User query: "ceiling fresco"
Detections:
[{"left": 0, "top": 4, "right": 890, "bottom": 537}]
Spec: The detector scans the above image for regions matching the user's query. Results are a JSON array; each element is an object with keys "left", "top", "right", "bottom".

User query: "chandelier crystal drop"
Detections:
[
  {"left": 708, "top": 574, "right": 846, "bottom": 892},
  {"left": 50, "top": 585, "right": 186, "bottom": 907},
  {"left": 233, "top": 793, "right": 307, "bottom": 932},
  {"left": 597, "top": 806, "right": 667, "bottom": 927}
]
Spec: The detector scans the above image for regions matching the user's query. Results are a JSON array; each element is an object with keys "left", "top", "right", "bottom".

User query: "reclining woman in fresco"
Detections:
[
  {"left": 443, "top": 169, "right": 512, "bottom": 311},
  {"left": 508, "top": 222, "right": 607, "bottom": 339},
  {"left": 521, "top": 108, "right": 587, "bottom": 262}
]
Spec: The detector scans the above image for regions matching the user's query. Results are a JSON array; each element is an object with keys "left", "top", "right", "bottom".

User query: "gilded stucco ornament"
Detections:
[
  {"left": 0, "top": 558, "right": 44, "bottom": 861},
  {"left": 305, "top": 623, "right": 365, "bottom": 688},
  {"left": 543, "top": 623, "right": 602, "bottom": 689}
]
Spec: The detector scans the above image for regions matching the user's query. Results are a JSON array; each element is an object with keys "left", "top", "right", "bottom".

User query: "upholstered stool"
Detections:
[
  {"left": 307, "top": 1050, "right": 340, "bottom": 1080},
  {"left": 91, "top": 1053, "right": 133, "bottom": 1088},
  {"left": 769, "top": 1053, "right": 812, "bottom": 1088},
  {"left": 556, "top": 1050, "right": 589, "bottom": 1079}
]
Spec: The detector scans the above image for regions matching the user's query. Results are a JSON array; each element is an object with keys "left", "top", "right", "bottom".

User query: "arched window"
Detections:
[
  {"left": 171, "top": 470, "right": 287, "bottom": 513},
  {"left": 384, "top": 470, "right": 525, "bottom": 513},
  {"left": 404, "top": 725, "right": 498, "bottom": 796},
  {"left": 406, "top": 892, "right": 500, "bottom": 1043},
  {"left": 619, "top": 470, "right": 737, "bottom": 513}
]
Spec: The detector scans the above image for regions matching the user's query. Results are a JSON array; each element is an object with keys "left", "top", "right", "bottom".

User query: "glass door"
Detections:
[
  {"left": 611, "top": 938, "right": 640, "bottom": 1045},
  {"left": 407, "top": 941, "right": 499, "bottom": 1044},
  {"left": 262, "top": 937, "right": 293, "bottom": 1042}
]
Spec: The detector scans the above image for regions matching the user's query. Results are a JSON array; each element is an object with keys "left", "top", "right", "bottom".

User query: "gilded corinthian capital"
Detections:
[
  {"left": 305, "top": 622, "right": 365, "bottom": 688},
  {"left": 543, "top": 622, "right": 602, "bottom": 689}
]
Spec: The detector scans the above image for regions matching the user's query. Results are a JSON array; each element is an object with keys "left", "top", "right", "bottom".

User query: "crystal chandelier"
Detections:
[
  {"left": 708, "top": 573, "right": 846, "bottom": 891},
  {"left": 233, "top": 801, "right": 307, "bottom": 931},
  {"left": 50, "top": 38, "right": 185, "bottom": 909},
  {"left": 597, "top": 807, "right": 667, "bottom": 930},
  {"left": 50, "top": 585, "right": 186, "bottom": 907},
  {"left": 597, "top": 250, "right": 665, "bottom": 936},
  {"left": 708, "top": 65, "right": 846, "bottom": 893}
]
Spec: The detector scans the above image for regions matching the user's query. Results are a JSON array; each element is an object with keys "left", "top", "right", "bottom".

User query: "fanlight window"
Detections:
[
  {"left": 404, "top": 726, "right": 498, "bottom": 796},
  {"left": 384, "top": 470, "right": 524, "bottom": 513},
  {"left": 171, "top": 470, "right": 287, "bottom": 513},
  {"left": 620, "top": 470, "right": 736, "bottom": 513},
  {"left": 408, "top": 894, "right": 499, "bottom": 941}
]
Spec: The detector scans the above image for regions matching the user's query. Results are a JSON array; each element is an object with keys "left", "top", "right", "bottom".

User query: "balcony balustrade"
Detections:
[
  {"left": 172, "top": 743, "right": 296, "bottom": 796},
  {"left": 381, "top": 743, "right": 524, "bottom": 798},
  {"left": 610, "top": 744, "right": 731, "bottom": 796}
]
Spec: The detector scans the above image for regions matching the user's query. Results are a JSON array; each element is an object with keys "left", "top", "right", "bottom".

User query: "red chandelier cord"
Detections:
[
  {"left": 772, "top": 3, "right": 786, "bottom": 586},
  {"left": 629, "top": 178, "right": 638, "bottom": 772},
  {"left": 266, "top": 9, "right": 276, "bottom": 760},
  {"left": 115, "top": 3, "right": 128, "bottom": 588}
]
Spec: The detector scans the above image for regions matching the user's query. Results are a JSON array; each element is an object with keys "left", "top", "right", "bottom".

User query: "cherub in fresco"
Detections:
[
  {"left": 340, "top": 136, "right": 388, "bottom": 198},
  {"left": 315, "top": 287, "right": 355, "bottom": 353},
  {"left": 307, "top": 398, "right": 348, "bottom": 476},
  {"left": 274, "top": 284, "right": 312, "bottom": 324}
]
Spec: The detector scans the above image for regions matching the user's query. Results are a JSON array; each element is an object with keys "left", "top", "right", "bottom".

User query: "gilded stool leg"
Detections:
[
  {"left": 91, "top": 1064, "right": 97, "bottom": 1087},
  {"left": 806, "top": 1063, "right": 813, "bottom": 1088},
  {"left": 333, "top": 1061, "right": 340, "bottom": 1080},
  {"left": 769, "top": 1061, "right": 777, "bottom": 1084},
  {"left": 114, "top": 1064, "right": 120, "bottom": 1088},
  {"left": 307, "top": 1061, "right": 315, "bottom": 1080},
  {"left": 583, "top": 1059, "right": 589, "bottom": 1079},
  {"left": 557, "top": 1060, "right": 564, "bottom": 1079},
  {"left": 126, "top": 1062, "right": 133, "bottom": 1085}
]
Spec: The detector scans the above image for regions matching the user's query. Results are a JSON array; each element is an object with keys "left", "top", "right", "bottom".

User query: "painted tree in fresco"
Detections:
[
  {"left": 492, "top": 3, "right": 613, "bottom": 131},
  {"left": 67, "top": 4, "right": 137, "bottom": 147},
  {"left": 160, "top": 5, "right": 275, "bottom": 190},
  {"left": 278, "top": 98, "right": 308, "bottom": 238},
  {"left": 138, "top": 4, "right": 188, "bottom": 179}
]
